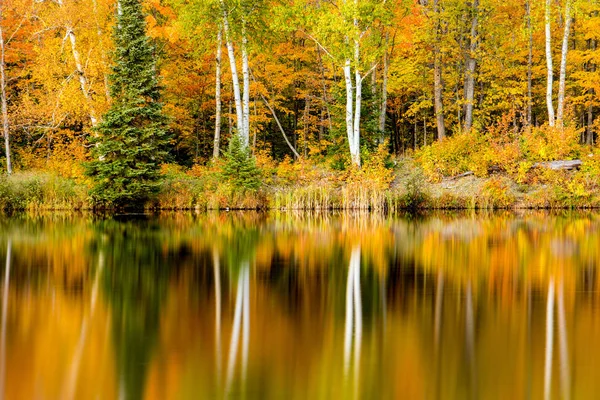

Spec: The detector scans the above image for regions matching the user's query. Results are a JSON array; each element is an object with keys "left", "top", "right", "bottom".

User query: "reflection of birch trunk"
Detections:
[
  {"left": 544, "top": 278, "right": 555, "bottom": 400},
  {"left": 343, "top": 251, "right": 354, "bottom": 377},
  {"left": 557, "top": 279, "right": 570, "bottom": 400},
  {"left": 225, "top": 262, "right": 250, "bottom": 396},
  {"left": 62, "top": 250, "right": 105, "bottom": 400},
  {"left": 465, "top": 280, "right": 476, "bottom": 398},
  {"left": 242, "top": 266, "right": 250, "bottom": 383},
  {"left": 0, "top": 239, "right": 12, "bottom": 396},
  {"left": 213, "top": 250, "right": 222, "bottom": 382},
  {"left": 434, "top": 271, "right": 444, "bottom": 355},
  {"left": 343, "top": 247, "right": 362, "bottom": 395},
  {"left": 433, "top": 270, "right": 444, "bottom": 400},
  {"left": 526, "top": 282, "right": 532, "bottom": 400}
]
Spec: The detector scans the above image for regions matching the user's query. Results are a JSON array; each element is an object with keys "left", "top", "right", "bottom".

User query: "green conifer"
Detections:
[
  {"left": 222, "top": 135, "right": 262, "bottom": 191},
  {"left": 86, "top": 0, "right": 171, "bottom": 208}
]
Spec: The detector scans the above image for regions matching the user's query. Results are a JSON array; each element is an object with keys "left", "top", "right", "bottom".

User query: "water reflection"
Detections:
[
  {"left": 225, "top": 262, "right": 250, "bottom": 396},
  {"left": 0, "top": 239, "right": 10, "bottom": 397},
  {"left": 0, "top": 212, "right": 599, "bottom": 398},
  {"left": 343, "top": 246, "right": 362, "bottom": 396}
]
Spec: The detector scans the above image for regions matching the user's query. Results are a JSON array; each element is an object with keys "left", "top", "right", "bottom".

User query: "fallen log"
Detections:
[
  {"left": 448, "top": 171, "right": 474, "bottom": 180},
  {"left": 532, "top": 160, "right": 582, "bottom": 171}
]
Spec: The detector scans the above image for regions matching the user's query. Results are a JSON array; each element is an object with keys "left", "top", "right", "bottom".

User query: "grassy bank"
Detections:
[
  {"left": 3, "top": 145, "right": 600, "bottom": 212},
  {"left": 155, "top": 157, "right": 600, "bottom": 212}
]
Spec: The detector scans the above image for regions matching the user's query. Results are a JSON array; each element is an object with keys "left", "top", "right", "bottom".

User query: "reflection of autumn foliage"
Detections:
[{"left": 2, "top": 212, "right": 600, "bottom": 398}]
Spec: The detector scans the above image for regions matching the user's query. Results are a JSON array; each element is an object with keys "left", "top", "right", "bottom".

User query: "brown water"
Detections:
[{"left": 1, "top": 211, "right": 599, "bottom": 399}]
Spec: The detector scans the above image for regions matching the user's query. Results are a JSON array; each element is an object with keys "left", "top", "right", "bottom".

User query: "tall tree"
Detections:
[
  {"left": 0, "top": 15, "right": 11, "bottom": 174},
  {"left": 214, "top": 28, "right": 223, "bottom": 158},
  {"left": 86, "top": 0, "right": 171, "bottom": 207},
  {"left": 432, "top": 0, "right": 446, "bottom": 140},
  {"left": 556, "top": 0, "right": 573, "bottom": 128},
  {"left": 463, "top": 0, "right": 479, "bottom": 132},
  {"left": 545, "top": 0, "right": 556, "bottom": 126}
]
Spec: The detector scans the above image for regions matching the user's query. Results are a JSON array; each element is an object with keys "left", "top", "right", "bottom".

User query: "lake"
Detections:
[{"left": 0, "top": 211, "right": 598, "bottom": 399}]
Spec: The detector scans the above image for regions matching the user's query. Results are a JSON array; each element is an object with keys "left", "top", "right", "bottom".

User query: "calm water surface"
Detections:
[{"left": 1, "top": 211, "right": 599, "bottom": 399}]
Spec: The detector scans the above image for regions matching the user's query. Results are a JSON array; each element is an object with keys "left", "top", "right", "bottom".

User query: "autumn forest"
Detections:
[{"left": 1, "top": 0, "right": 599, "bottom": 210}]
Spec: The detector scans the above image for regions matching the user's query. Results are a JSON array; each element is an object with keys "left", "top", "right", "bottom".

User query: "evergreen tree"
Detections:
[
  {"left": 86, "top": 0, "right": 171, "bottom": 208},
  {"left": 222, "top": 135, "right": 261, "bottom": 191}
]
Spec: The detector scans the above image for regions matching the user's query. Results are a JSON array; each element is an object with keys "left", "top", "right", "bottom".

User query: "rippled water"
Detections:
[{"left": 1, "top": 211, "right": 599, "bottom": 399}]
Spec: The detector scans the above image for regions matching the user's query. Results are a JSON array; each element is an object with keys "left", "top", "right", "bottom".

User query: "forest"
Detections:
[{"left": 1, "top": 0, "right": 600, "bottom": 210}]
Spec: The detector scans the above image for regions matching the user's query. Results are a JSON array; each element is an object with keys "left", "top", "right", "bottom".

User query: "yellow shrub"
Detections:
[
  {"left": 480, "top": 176, "right": 515, "bottom": 208},
  {"left": 520, "top": 125, "right": 582, "bottom": 162},
  {"left": 416, "top": 133, "right": 484, "bottom": 181}
]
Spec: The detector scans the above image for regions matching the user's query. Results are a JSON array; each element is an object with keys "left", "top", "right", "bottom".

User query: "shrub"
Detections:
[
  {"left": 416, "top": 133, "right": 485, "bottom": 181},
  {"left": 480, "top": 176, "right": 515, "bottom": 208}
]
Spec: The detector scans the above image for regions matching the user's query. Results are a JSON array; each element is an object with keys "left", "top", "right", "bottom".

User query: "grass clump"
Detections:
[{"left": 0, "top": 172, "right": 88, "bottom": 211}]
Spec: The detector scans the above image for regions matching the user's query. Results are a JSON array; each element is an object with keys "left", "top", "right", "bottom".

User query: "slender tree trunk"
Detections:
[
  {"left": 221, "top": 4, "right": 244, "bottom": 145},
  {"left": 556, "top": 0, "right": 573, "bottom": 128},
  {"left": 57, "top": 0, "right": 98, "bottom": 127},
  {"left": 316, "top": 46, "right": 332, "bottom": 132},
  {"left": 0, "top": 21, "right": 11, "bottom": 174},
  {"left": 526, "top": 0, "right": 533, "bottom": 126},
  {"left": 303, "top": 97, "right": 310, "bottom": 157},
  {"left": 587, "top": 38, "right": 596, "bottom": 145},
  {"left": 378, "top": 31, "right": 389, "bottom": 144},
  {"left": 545, "top": 0, "right": 555, "bottom": 126},
  {"left": 433, "top": 0, "right": 446, "bottom": 140},
  {"left": 241, "top": 26, "right": 250, "bottom": 147},
  {"left": 587, "top": 104, "right": 594, "bottom": 145},
  {"left": 463, "top": 0, "right": 479, "bottom": 133},
  {"left": 91, "top": 0, "right": 110, "bottom": 100},
  {"left": 344, "top": 59, "right": 356, "bottom": 163},
  {"left": 228, "top": 100, "right": 232, "bottom": 136},
  {"left": 352, "top": 39, "right": 362, "bottom": 167},
  {"left": 69, "top": 29, "right": 98, "bottom": 126},
  {"left": 214, "top": 29, "right": 222, "bottom": 159}
]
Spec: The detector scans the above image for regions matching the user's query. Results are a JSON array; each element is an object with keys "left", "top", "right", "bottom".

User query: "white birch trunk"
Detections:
[
  {"left": 343, "top": 1, "right": 362, "bottom": 168},
  {"left": 0, "top": 22, "right": 12, "bottom": 174},
  {"left": 556, "top": 0, "right": 572, "bottom": 127},
  {"left": 56, "top": 0, "right": 98, "bottom": 127},
  {"left": 344, "top": 60, "right": 356, "bottom": 163},
  {"left": 378, "top": 32, "right": 389, "bottom": 144},
  {"left": 214, "top": 29, "right": 222, "bottom": 159},
  {"left": 91, "top": 0, "right": 110, "bottom": 100},
  {"left": 241, "top": 29, "right": 250, "bottom": 147},
  {"left": 353, "top": 61, "right": 362, "bottom": 167},
  {"left": 67, "top": 29, "right": 98, "bottom": 127},
  {"left": 221, "top": 4, "right": 244, "bottom": 145},
  {"left": 545, "top": 0, "right": 555, "bottom": 127}
]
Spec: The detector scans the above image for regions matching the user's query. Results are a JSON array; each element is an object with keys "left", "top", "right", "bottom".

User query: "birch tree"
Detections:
[
  {"left": 0, "top": 17, "right": 11, "bottom": 174},
  {"left": 306, "top": 0, "right": 388, "bottom": 167},
  {"left": 463, "top": 0, "right": 479, "bottom": 133},
  {"left": 556, "top": 0, "right": 573, "bottom": 128},
  {"left": 214, "top": 29, "right": 223, "bottom": 158},
  {"left": 219, "top": 0, "right": 255, "bottom": 148},
  {"left": 56, "top": 0, "right": 99, "bottom": 127},
  {"left": 545, "top": 0, "right": 573, "bottom": 128}
]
